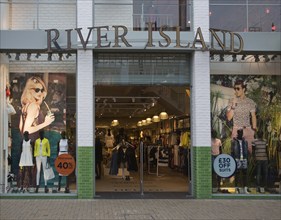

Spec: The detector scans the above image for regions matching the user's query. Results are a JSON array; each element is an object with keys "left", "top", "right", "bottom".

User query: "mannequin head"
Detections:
[
  {"left": 211, "top": 129, "right": 217, "bottom": 139},
  {"left": 39, "top": 129, "right": 44, "bottom": 140},
  {"left": 237, "top": 129, "right": 243, "bottom": 140},
  {"left": 23, "top": 131, "right": 29, "bottom": 141},
  {"left": 234, "top": 79, "right": 247, "bottom": 99},
  {"left": 257, "top": 130, "right": 263, "bottom": 139},
  {"left": 61, "top": 131, "right": 66, "bottom": 139}
]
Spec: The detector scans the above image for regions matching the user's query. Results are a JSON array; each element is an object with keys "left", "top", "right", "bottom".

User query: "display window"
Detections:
[
  {"left": 211, "top": 75, "right": 281, "bottom": 195},
  {"left": 5, "top": 70, "right": 76, "bottom": 194}
]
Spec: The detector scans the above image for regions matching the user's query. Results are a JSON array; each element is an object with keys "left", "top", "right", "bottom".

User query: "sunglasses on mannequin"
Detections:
[
  {"left": 32, "top": 88, "right": 44, "bottom": 93},
  {"left": 234, "top": 87, "right": 241, "bottom": 91}
]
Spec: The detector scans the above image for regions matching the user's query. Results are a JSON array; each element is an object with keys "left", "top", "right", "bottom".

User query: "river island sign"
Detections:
[{"left": 45, "top": 22, "right": 244, "bottom": 53}]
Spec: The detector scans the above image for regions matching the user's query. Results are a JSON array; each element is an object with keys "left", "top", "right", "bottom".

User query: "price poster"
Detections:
[
  {"left": 55, "top": 154, "right": 76, "bottom": 176},
  {"left": 213, "top": 154, "right": 236, "bottom": 178}
]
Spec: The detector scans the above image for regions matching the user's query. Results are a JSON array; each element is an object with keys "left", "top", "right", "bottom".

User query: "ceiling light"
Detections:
[
  {"left": 111, "top": 119, "right": 119, "bottom": 126},
  {"left": 142, "top": 120, "right": 147, "bottom": 126},
  {"left": 137, "top": 121, "right": 142, "bottom": 127},
  {"left": 159, "top": 111, "right": 168, "bottom": 120},
  {"left": 152, "top": 115, "right": 160, "bottom": 122},
  {"left": 146, "top": 118, "right": 152, "bottom": 124}
]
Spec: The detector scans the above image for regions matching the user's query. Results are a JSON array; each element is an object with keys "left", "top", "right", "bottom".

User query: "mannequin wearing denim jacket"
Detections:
[{"left": 231, "top": 129, "right": 250, "bottom": 194}]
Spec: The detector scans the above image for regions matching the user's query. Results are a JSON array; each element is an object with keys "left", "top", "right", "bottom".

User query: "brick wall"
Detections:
[
  {"left": 77, "top": 147, "right": 94, "bottom": 199},
  {"left": 192, "top": 147, "right": 212, "bottom": 198}
]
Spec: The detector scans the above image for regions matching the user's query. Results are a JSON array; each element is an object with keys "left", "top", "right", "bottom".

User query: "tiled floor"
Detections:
[{"left": 96, "top": 166, "right": 189, "bottom": 193}]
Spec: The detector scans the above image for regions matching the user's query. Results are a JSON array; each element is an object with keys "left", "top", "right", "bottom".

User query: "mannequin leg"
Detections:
[
  {"left": 65, "top": 176, "right": 70, "bottom": 193},
  {"left": 35, "top": 157, "right": 42, "bottom": 192},
  {"left": 20, "top": 167, "right": 26, "bottom": 190},
  {"left": 27, "top": 166, "right": 32, "bottom": 190},
  {"left": 58, "top": 176, "right": 62, "bottom": 191},
  {"left": 41, "top": 156, "right": 48, "bottom": 193}
]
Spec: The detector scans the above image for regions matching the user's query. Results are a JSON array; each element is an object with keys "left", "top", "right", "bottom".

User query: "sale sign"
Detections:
[
  {"left": 55, "top": 154, "right": 76, "bottom": 176},
  {"left": 213, "top": 154, "right": 236, "bottom": 178}
]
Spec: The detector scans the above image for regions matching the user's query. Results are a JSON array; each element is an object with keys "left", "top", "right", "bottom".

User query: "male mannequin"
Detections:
[
  {"left": 252, "top": 130, "right": 268, "bottom": 193},
  {"left": 231, "top": 129, "right": 250, "bottom": 194}
]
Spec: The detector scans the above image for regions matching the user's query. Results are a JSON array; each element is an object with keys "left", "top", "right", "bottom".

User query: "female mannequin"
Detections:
[
  {"left": 19, "top": 131, "right": 34, "bottom": 192},
  {"left": 105, "top": 129, "right": 114, "bottom": 151},
  {"left": 57, "top": 131, "right": 70, "bottom": 193}
]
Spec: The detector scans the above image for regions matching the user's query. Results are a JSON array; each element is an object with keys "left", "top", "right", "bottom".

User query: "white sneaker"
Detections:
[
  {"left": 235, "top": 187, "right": 240, "bottom": 194},
  {"left": 260, "top": 187, "right": 265, "bottom": 193},
  {"left": 244, "top": 187, "right": 250, "bottom": 194}
]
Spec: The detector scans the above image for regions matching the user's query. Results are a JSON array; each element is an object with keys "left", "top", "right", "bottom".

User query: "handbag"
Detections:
[
  {"left": 6, "top": 102, "right": 16, "bottom": 115},
  {"left": 44, "top": 163, "right": 55, "bottom": 180},
  {"left": 235, "top": 159, "right": 248, "bottom": 169}
]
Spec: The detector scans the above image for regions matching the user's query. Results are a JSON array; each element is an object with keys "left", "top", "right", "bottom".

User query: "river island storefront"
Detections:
[{"left": 0, "top": 0, "right": 280, "bottom": 199}]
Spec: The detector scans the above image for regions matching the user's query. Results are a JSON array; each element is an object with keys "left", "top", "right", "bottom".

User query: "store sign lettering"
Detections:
[{"left": 45, "top": 23, "right": 244, "bottom": 53}]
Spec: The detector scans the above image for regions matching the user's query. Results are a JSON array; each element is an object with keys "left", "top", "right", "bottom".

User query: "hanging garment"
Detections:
[
  {"left": 19, "top": 140, "right": 34, "bottom": 166},
  {"left": 126, "top": 147, "right": 138, "bottom": 172},
  {"left": 109, "top": 149, "right": 118, "bottom": 175}
]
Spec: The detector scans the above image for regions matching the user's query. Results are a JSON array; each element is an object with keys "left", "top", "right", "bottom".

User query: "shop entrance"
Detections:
[{"left": 94, "top": 85, "right": 191, "bottom": 196}]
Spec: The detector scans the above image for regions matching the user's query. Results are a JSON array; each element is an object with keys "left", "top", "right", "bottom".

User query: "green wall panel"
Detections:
[
  {"left": 192, "top": 146, "right": 212, "bottom": 198},
  {"left": 77, "top": 147, "right": 94, "bottom": 199}
]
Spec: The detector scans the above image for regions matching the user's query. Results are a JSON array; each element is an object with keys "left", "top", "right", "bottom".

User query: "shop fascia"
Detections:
[{"left": 46, "top": 22, "right": 243, "bottom": 53}]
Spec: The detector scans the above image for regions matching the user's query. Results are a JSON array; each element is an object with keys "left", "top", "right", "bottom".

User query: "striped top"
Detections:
[{"left": 252, "top": 139, "right": 268, "bottom": 161}]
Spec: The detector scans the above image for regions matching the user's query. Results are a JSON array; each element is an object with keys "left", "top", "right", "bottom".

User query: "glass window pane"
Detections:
[
  {"left": 210, "top": 5, "right": 247, "bottom": 32},
  {"left": 248, "top": 5, "right": 280, "bottom": 32},
  {"left": 94, "top": 53, "right": 190, "bottom": 85}
]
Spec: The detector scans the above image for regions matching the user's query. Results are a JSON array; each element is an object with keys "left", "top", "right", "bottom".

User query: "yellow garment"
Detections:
[
  {"left": 34, "top": 138, "right": 50, "bottom": 157},
  {"left": 181, "top": 131, "right": 190, "bottom": 148}
]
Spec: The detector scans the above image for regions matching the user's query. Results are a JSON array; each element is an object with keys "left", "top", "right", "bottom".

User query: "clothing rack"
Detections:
[
  {"left": 147, "top": 145, "right": 158, "bottom": 176},
  {"left": 147, "top": 145, "right": 168, "bottom": 177}
]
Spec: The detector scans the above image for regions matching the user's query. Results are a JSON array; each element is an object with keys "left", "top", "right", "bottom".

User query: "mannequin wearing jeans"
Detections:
[
  {"left": 231, "top": 129, "right": 250, "bottom": 194},
  {"left": 34, "top": 130, "right": 50, "bottom": 193}
]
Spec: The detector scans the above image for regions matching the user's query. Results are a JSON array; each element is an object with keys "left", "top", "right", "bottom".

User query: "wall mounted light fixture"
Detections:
[
  {"left": 219, "top": 54, "right": 224, "bottom": 62},
  {"left": 232, "top": 54, "right": 237, "bottom": 62},
  {"left": 47, "top": 53, "right": 52, "bottom": 61},
  {"left": 15, "top": 53, "right": 20, "bottom": 60},
  {"left": 254, "top": 55, "right": 260, "bottom": 62},
  {"left": 27, "top": 53, "right": 31, "bottom": 61}
]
